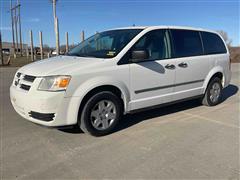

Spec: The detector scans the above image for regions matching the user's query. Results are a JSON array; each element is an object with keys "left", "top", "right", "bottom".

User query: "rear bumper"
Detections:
[
  {"left": 10, "top": 85, "right": 80, "bottom": 127},
  {"left": 223, "top": 69, "right": 231, "bottom": 88}
]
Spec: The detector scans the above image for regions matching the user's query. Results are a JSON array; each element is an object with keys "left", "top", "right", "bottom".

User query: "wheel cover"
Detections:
[
  {"left": 90, "top": 100, "right": 117, "bottom": 130},
  {"left": 209, "top": 82, "right": 221, "bottom": 103}
]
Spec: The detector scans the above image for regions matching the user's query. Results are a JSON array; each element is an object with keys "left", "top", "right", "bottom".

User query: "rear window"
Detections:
[
  {"left": 171, "top": 29, "right": 203, "bottom": 58},
  {"left": 201, "top": 32, "right": 227, "bottom": 55}
]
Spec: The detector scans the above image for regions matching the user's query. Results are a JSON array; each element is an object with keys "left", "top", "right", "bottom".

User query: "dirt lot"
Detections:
[{"left": 0, "top": 64, "right": 239, "bottom": 179}]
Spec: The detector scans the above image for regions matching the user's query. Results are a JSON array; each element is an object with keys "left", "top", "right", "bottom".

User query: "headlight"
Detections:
[{"left": 38, "top": 75, "right": 71, "bottom": 91}]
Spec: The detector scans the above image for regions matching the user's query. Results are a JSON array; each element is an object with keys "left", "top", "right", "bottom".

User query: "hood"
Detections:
[{"left": 19, "top": 56, "right": 103, "bottom": 76}]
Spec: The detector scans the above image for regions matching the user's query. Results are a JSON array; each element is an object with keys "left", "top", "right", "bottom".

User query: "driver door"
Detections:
[{"left": 129, "top": 29, "right": 176, "bottom": 111}]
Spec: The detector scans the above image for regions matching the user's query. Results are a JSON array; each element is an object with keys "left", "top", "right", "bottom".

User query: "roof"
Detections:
[{"left": 109, "top": 25, "right": 217, "bottom": 34}]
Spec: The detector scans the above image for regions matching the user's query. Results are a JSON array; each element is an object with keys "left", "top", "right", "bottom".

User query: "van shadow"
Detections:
[
  {"left": 221, "top": 84, "right": 238, "bottom": 102},
  {"left": 59, "top": 84, "right": 238, "bottom": 135},
  {"left": 138, "top": 61, "right": 165, "bottom": 74},
  {"left": 114, "top": 84, "right": 238, "bottom": 133},
  {"left": 114, "top": 99, "right": 201, "bottom": 134}
]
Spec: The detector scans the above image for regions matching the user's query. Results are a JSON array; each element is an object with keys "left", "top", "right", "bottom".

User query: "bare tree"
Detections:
[{"left": 217, "top": 30, "right": 232, "bottom": 47}]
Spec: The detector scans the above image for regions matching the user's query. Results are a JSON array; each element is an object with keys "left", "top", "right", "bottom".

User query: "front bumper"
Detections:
[{"left": 10, "top": 84, "right": 80, "bottom": 127}]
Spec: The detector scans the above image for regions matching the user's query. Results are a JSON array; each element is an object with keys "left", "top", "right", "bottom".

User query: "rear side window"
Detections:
[
  {"left": 201, "top": 32, "right": 227, "bottom": 55},
  {"left": 171, "top": 29, "right": 203, "bottom": 58}
]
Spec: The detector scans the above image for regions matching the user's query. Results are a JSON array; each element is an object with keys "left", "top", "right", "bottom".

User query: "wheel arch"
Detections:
[
  {"left": 78, "top": 85, "right": 128, "bottom": 121},
  {"left": 203, "top": 67, "right": 224, "bottom": 93},
  {"left": 72, "top": 77, "right": 131, "bottom": 124}
]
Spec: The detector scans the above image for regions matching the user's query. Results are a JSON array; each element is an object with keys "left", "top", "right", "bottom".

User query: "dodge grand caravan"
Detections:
[{"left": 10, "top": 26, "right": 231, "bottom": 136}]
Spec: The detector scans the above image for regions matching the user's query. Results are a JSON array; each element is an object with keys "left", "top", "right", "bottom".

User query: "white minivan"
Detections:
[{"left": 10, "top": 26, "right": 231, "bottom": 136}]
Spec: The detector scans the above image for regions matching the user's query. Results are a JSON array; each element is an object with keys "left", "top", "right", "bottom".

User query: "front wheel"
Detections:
[
  {"left": 79, "top": 91, "right": 122, "bottom": 136},
  {"left": 202, "top": 77, "right": 223, "bottom": 106}
]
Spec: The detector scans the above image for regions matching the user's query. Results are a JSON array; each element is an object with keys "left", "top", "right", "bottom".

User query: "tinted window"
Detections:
[
  {"left": 132, "top": 30, "right": 170, "bottom": 60},
  {"left": 201, "top": 32, "right": 227, "bottom": 54},
  {"left": 171, "top": 29, "right": 203, "bottom": 58}
]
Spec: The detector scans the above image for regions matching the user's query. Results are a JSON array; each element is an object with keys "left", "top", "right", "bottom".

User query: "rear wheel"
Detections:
[
  {"left": 79, "top": 91, "right": 122, "bottom": 136},
  {"left": 202, "top": 77, "right": 222, "bottom": 106}
]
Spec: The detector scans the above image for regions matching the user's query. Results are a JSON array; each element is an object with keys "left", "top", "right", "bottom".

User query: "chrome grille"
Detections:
[
  {"left": 23, "top": 75, "right": 36, "bottom": 82},
  {"left": 20, "top": 84, "right": 31, "bottom": 91},
  {"left": 16, "top": 72, "right": 21, "bottom": 78},
  {"left": 14, "top": 72, "right": 36, "bottom": 91}
]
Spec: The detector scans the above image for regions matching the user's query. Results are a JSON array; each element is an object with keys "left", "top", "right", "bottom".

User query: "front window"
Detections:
[
  {"left": 132, "top": 29, "right": 171, "bottom": 60},
  {"left": 67, "top": 29, "right": 143, "bottom": 58}
]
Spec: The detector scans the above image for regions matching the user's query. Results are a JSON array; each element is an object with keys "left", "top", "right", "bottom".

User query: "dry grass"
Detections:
[
  {"left": 1, "top": 54, "right": 46, "bottom": 67},
  {"left": 229, "top": 47, "right": 240, "bottom": 63}
]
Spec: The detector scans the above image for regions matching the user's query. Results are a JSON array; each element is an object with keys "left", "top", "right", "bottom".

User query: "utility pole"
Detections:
[
  {"left": 10, "top": 0, "right": 16, "bottom": 58},
  {"left": 30, "top": 30, "right": 34, "bottom": 61},
  {"left": 52, "top": 0, "right": 56, "bottom": 19},
  {"left": 11, "top": 0, "right": 22, "bottom": 57},
  {"left": 17, "top": 0, "right": 23, "bottom": 56},
  {"left": 51, "top": 0, "right": 59, "bottom": 55},
  {"left": 0, "top": 31, "right": 3, "bottom": 65},
  {"left": 39, "top": 31, "right": 43, "bottom": 59},
  {"left": 14, "top": 8, "right": 18, "bottom": 53},
  {"left": 65, "top": 32, "right": 69, "bottom": 53}
]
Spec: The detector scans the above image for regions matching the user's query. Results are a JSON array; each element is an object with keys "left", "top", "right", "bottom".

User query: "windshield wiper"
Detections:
[
  {"left": 78, "top": 53, "right": 102, "bottom": 58},
  {"left": 67, "top": 53, "right": 98, "bottom": 58}
]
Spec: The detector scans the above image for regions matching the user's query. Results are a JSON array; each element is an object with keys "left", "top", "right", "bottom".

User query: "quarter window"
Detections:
[
  {"left": 201, "top": 32, "right": 227, "bottom": 54},
  {"left": 171, "top": 29, "right": 203, "bottom": 58}
]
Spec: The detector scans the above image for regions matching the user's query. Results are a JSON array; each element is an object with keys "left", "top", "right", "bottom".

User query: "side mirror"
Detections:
[{"left": 131, "top": 50, "right": 149, "bottom": 63}]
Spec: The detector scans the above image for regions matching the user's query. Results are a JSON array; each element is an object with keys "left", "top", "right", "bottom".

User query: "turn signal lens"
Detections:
[{"left": 58, "top": 78, "right": 70, "bottom": 88}]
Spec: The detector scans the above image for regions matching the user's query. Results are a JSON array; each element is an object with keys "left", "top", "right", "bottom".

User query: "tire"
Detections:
[
  {"left": 78, "top": 91, "right": 122, "bottom": 136},
  {"left": 202, "top": 77, "right": 223, "bottom": 106}
]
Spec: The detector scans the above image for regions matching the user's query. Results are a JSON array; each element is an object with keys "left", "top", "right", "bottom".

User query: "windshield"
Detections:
[{"left": 67, "top": 29, "right": 143, "bottom": 58}]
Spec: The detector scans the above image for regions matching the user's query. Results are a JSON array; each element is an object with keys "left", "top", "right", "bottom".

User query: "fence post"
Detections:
[
  {"left": 39, "top": 31, "right": 43, "bottom": 59},
  {"left": 0, "top": 31, "right": 3, "bottom": 65},
  {"left": 26, "top": 43, "right": 29, "bottom": 59},
  {"left": 55, "top": 17, "right": 60, "bottom": 55},
  {"left": 30, "top": 30, "right": 34, "bottom": 61},
  {"left": 66, "top": 32, "right": 69, "bottom": 53},
  {"left": 81, "top": 30, "right": 85, "bottom": 42},
  {"left": 95, "top": 31, "right": 100, "bottom": 50}
]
